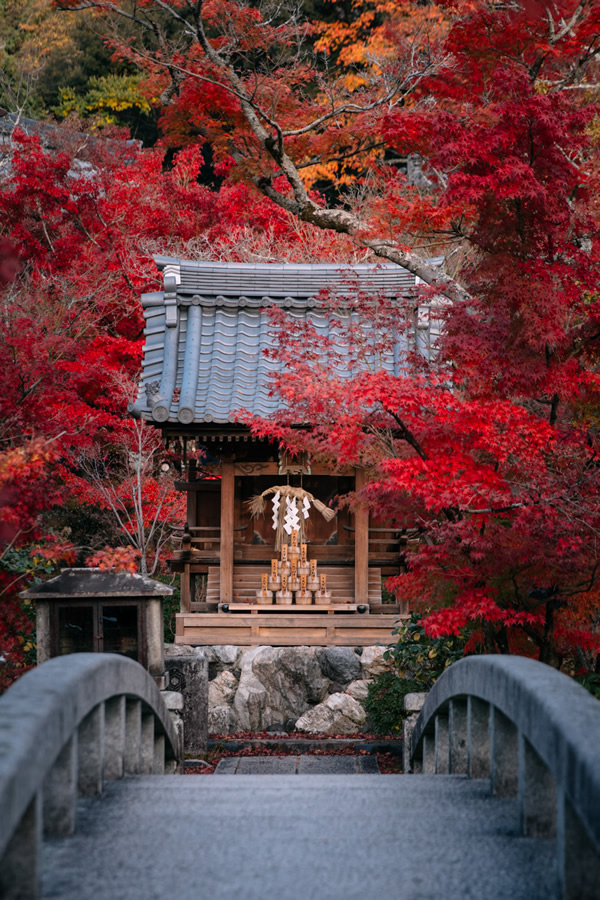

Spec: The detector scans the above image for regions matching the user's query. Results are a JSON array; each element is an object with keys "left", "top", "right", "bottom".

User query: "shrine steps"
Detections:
[
  {"left": 205, "top": 564, "right": 384, "bottom": 605},
  {"left": 41, "top": 774, "right": 557, "bottom": 899}
]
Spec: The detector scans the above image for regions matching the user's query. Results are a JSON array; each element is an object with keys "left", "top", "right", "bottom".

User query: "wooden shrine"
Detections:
[{"left": 130, "top": 258, "right": 431, "bottom": 645}]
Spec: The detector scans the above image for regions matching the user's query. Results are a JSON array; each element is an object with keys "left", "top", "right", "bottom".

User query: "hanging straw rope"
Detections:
[{"left": 247, "top": 485, "right": 336, "bottom": 550}]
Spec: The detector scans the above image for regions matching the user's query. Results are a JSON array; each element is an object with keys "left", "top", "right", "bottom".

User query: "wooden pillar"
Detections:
[
  {"left": 220, "top": 459, "right": 235, "bottom": 604},
  {"left": 180, "top": 564, "right": 191, "bottom": 614},
  {"left": 187, "top": 459, "right": 197, "bottom": 520},
  {"left": 181, "top": 461, "right": 197, "bottom": 614},
  {"left": 354, "top": 467, "right": 369, "bottom": 603}
]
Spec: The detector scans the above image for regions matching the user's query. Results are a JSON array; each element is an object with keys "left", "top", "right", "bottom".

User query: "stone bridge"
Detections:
[{"left": 1, "top": 653, "right": 599, "bottom": 899}]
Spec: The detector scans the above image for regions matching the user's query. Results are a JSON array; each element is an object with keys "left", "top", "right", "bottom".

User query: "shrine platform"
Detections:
[
  {"left": 175, "top": 563, "right": 405, "bottom": 646},
  {"left": 174, "top": 609, "right": 404, "bottom": 647}
]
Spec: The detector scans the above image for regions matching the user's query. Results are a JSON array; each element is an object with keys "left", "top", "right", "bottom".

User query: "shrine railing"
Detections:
[
  {"left": 410, "top": 655, "right": 600, "bottom": 899},
  {"left": 0, "top": 653, "right": 181, "bottom": 900}
]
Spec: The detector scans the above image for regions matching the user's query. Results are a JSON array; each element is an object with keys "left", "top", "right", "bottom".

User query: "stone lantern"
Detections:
[{"left": 22, "top": 568, "right": 173, "bottom": 678}]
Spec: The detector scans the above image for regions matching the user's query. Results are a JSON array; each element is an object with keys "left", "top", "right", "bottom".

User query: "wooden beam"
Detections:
[
  {"left": 220, "top": 459, "right": 235, "bottom": 604},
  {"left": 218, "top": 603, "right": 370, "bottom": 613},
  {"left": 174, "top": 612, "right": 402, "bottom": 647},
  {"left": 354, "top": 468, "right": 369, "bottom": 604},
  {"left": 201, "top": 462, "right": 353, "bottom": 477}
]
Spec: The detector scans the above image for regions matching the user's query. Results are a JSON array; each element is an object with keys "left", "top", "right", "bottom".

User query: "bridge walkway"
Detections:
[{"left": 41, "top": 773, "right": 557, "bottom": 900}]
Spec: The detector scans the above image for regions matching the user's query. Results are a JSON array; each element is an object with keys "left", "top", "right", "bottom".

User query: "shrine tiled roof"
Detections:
[{"left": 130, "top": 256, "right": 436, "bottom": 427}]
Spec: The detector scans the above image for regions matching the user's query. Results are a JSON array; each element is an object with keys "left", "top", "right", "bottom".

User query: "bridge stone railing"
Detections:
[
  {"left": 0, "top": 653, "right": 181, "bottom": 900},
  {"left": 410, "top": 655, "right": 600, "bottom": 900}
]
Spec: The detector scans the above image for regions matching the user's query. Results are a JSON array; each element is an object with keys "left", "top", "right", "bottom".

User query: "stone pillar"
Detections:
[
  {"left": 140, "top": 713, "right": 155, "bottom": 775},
  {"left": 449, "top": 698, "right": 468, "bottom": 775},
  {"left": 491, "top": 706, "right": 518, "bottom": 796},
  {"left": 164, "top": 654, "right": 208, "bottom": 756},
  {"left": 161, "top": 690, "right": 185, "bottom": 772},
  {"left": 422, "top": 733, "right": 436, "bottom": 774},
  {"left": 468, "top": 696, "right": 491, "bottom": 779},
  {"left": 435, "top": 713, "right": 450, "bottom": 774},
  {"left": 0, "top": 792, "right": 42, "bottom": 900},
  {"left": 43, "top": 734, "right": 77, "bottom": 836},
  {"left": 145, "top": 596, "right": 165, "bottom": 677},
  {"left": 519, "top": 734, "right": 556, "bottom": 837},
  {"left": 78, "top": 704, "right": 104, "bottom": 796},
  {"left": 124, "top": 699, "right": 142, "bottom": 775},
  {"left": 35, "top": 600, "right": 52, "bottom": 665},
  {"left": 153, "top": 733, "right": 166, "bottom": 775},
  {"left": 104, "top": 696, "right": 126, "bottom": 781},
  {"left": 403, "top": 692, "right": 426, "bottom": 773},
  {"left": 558, "top": 794, "right": 600, "bottom": 900}
]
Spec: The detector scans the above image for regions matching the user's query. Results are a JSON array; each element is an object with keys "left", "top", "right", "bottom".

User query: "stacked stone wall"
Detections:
[{"left": 166, "top": 644, "right": 390, "bottom": 734}]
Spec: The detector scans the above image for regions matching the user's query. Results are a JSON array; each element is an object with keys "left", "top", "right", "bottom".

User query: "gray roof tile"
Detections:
[{"left": 131, "top": 257, "right": 437, "bottom": 426}]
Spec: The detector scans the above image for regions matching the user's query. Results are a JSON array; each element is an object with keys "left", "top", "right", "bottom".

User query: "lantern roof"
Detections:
[{"left": 20, "top": 568, "right": 173, "bottom": 599}]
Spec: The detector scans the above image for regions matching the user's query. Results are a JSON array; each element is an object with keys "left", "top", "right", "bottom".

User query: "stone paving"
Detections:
[
  {"left": 214, "top": 754, "right": 380, "bottom": 774},
  {"left": 41, "top": 775, "right": 558, "bottom": 899}
]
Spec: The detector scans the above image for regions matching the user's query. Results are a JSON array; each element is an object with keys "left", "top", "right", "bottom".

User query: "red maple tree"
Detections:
[
  {"left": 75, "top": 0, "right": 597, "bottom": 670},
  {"left": 0, "top": 120, "right": 342, "bottom": 686},
  {"left": 4, "top": 0, "right": 600, "bottom": 677}
]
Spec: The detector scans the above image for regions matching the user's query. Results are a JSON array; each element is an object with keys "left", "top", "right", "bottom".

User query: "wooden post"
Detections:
[
  {"left": 220, "top": 459, "right": 235, "bottom": 604},
  {"left": 354, "top": 468, "right": 369, "bottom": 604},
  {"left": 180, "top": 563, "right": 191, "bottom": 614},
  {"left": 186, "top": 486, "right": 196, "bottom": 526},
  {"left": 181, "top": 462, "right": 196, "bottom": 614}
]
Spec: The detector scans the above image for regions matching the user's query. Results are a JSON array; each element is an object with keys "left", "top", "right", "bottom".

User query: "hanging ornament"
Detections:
[
  {"left": 283, "top": 497, "right": 300, "bottom": 535},
  {"left": 302, "top": 495, "right": 311, "bottom": 520},
  {"left": 271, "top": 490, "right": 281, "bottom": 532},
  {"left": 247, "top": 485, "right": 336, "bottom": 550}
]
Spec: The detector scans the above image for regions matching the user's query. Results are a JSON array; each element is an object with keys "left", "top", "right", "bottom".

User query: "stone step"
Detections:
[
  {"left": 213, "top": 754, "right": 380, "bottom": 774},
  {"left": 42, "top": 775, "right": 558, "bottom": 900},
  {"left": 204, "top": 738, "right": 403, "bottom": 755}
]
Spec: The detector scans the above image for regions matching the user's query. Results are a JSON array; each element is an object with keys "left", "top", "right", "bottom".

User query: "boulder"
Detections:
[
  {"left": 233, "top": 646, "right": 329, "bottom": 731},
  {"left": 345, "top": 679, "right": 371, "bottom": 701},
  {"left": 211, "top": 645, "right": 242, "bottom": 667},
  {"left": 203, "top": 644, "right": 243, "bottom": 679},
  {"left": 164, "top": 643, "right": 196, "bottom": 657},
  {"left": 295, "top": 692, "right": 367, "bottom": 734},
  {"left": 232, "top": 647, "right": 271, "bottom": 731},
  {"left": 360, "top": 646, "right": 390, "bottom": 678},
  {"left": 317, "top": 647, "right": 361, "bottom": 685},
  {"left": 208, "top": 670, "right": 238, "bottom": 707},
  {"left": 253, "top": 646, "right": 329, "bottom": 706},
  {"left": 208, "top": 705, "right": 238, "bottom": 734}
]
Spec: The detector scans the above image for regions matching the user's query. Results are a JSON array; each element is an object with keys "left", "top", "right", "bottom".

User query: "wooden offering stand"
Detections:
[
  {"left": 297, "top": 540, "right": 310, "bottom": 577},
  {"left": 276, "top": 571, "right": 293, "bottom": 605},
  {"left": 315, "top": 572, "right": 332, "bottom": 605},
  {"left": 255, "top": 537, "right": 343, "bottom": 609},
  {"left": 256, "top": 572, "right": 273, "bottom": 605},
  {"left": 307, "top": 558, "right": 319, "bottom": 593},
  {"left": 268, "top": 558, "right": 281, "bottom": 593},
  {"left": 289, "top": 530, "right": 300, "bottom": 563},
  {"left": 288, "top": 558, "right": 301, "bottom": 593},
  {"left": 280, "top": 543, "right": 291, "bottom": 576},
  {"left": 295, "top": 573, "right": 312, "bottom": 605}
]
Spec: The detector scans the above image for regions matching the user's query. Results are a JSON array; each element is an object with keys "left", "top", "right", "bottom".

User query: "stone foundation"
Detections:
[{"left": 166, "top": 643, "right": 390, "bottom": 734}]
